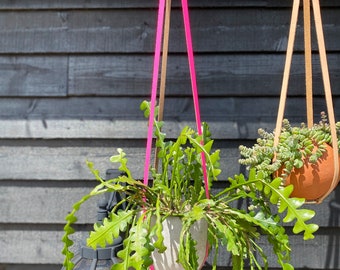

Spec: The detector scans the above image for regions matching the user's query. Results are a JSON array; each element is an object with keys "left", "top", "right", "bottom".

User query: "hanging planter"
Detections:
[
  {"left": 239, "top": 0, "right": 339, "bottom": 203},
  {"left": 151, "top": 216, "right": 208, "bottom": 270},
  {"left": 277, "top": 141, "right": 340, "bottom": 201}
]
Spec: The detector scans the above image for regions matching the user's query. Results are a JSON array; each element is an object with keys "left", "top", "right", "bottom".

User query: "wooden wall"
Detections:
[{"left": 0, "top": 0, "right": 339, "bottom": 269}]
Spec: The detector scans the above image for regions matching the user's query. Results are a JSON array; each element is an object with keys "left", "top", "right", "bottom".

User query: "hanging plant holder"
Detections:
[
  {"left": 143, "top": 0, "right": 209, "bottom": 268},
  {"left": 274, "top": 0, "right": 339, "bottom": 203},
  {"left": 150, "top": 216, "right": 208, "bottom": 270}
]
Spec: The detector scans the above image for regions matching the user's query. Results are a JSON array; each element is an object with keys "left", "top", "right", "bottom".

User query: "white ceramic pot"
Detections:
[{"left": 151, "top": 216, "right": 208, "bottom": 270}]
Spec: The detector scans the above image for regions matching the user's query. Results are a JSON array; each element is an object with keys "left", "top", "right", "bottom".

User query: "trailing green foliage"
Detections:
[{"left": 62, "top": 101, "right": 318, "bottom": 270}]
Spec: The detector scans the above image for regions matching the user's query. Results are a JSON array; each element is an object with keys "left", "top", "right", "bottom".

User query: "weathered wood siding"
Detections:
[{"left": 0, "top": 1, "right": 339, "bottom": 269}]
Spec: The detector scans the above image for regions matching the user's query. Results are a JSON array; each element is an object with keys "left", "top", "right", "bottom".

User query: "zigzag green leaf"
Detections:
[
  {"left": 113, "top": 216, "right": 153, "bottom": 270},
  {"left": 258, "top": 174, "right": 319, "bottom": 240},
  {"left": 152, "top": 198, "right": 167, "bottom": 253},
  {"left": 87, "top": 209, "right": 135, "bottom": 248},
  {"left": 179, "top": 230, "right": 198, "bottom": 270},
  {"left": 213, "top": 219, "right": 240, "bottom": 256},
  {"left": 62, "top": 186, "right": 104, "bottom": 269}
]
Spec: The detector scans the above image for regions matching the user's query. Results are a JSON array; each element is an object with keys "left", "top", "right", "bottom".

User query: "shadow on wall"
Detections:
[{"left": 325, "top": 186, "right": 340, "bottom": 269}]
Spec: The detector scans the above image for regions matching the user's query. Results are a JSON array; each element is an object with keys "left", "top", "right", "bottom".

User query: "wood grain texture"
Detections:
[
  {"left": 0, "top": 183, "right": 97, "bottom": 224},
  {"left": 68, "top": 53, "right": 340, "bottom": 97},
  {"left": 0, "top": 53, "right": 338, "bottom": 97},
  {"left": 0, "top": 228, "right": 88, "bottom": 264},
  {"left": 0, "top": 56, "right": 67, "bottom": 96},
  {"left": 0, "top": 8, "right": 338, "bottom": 53},
  {"left": 0, "top": 96, "right": 337, "bottom": 138},
  {"left": 0, "top": 96, "right": 338, "bottom": 119},
  {"left": 0, "top": 0, "right": 339, "bottom": 9},
  {"left": 0, "top": 140, "right": 242, "bottom": 180}
]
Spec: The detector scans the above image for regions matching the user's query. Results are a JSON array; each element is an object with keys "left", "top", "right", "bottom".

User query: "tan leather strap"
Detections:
[
  {"left": 304, "top": 0, "right": 313, "bottom": 127},
  {"left": 274, "top": 0, "right": 300, "bottom": 147},
  {"left": 275, "top": 0, "right": 339, "bottom": 203},
  {"left": 158, "top": 0, "right": 171, "bottom": 123},
  {"left": 154, "top": 0, "right": 171, "bottom": 171},
  {"left": 312, "top": 0, "right": 339, "bottom": 203}
]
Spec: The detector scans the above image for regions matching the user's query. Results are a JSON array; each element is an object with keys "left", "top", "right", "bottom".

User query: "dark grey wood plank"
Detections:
[
  {"left": 0, "top": 97, "right": 338, "bottom": 139},
  {"left": 0, "top": 97, "right": 149, "bottom": 120},
  {"left": 69, "top": 53, "right": 340, "bottom": 97},
  {"left": 0, "top": 56, "right": 67, "bottom": 96},
  {"left": 0, "top": 228, "right": 88, "bottom": 264},
  {"left": 0, "top": 53, "right": 337, "bottom": 98},
  {"left": 0, "top": 184, "right": 97, "bottom": 224},
  {"left": 0, "top": 8, "right": 339, "bottom": 53},
  {"left": 0, "top": 265, "right": 60, "bottom": 270},
  {"left": 1, "top": 264, "right": 61, "bottom": 270},
  {"left": 0, "top": 9, "right": 158, "bottom": 53},
  {"left": 0, "top": 140, "right": 242, "bottom": 181},
  {"left": 0, "top": 96, "right": 337, "bottom": 122},
  {"left": 0, "top": 0, "right": 339, "bottom": 9}
]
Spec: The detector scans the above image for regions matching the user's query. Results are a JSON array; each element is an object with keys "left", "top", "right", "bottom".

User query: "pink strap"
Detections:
[
  {"left": 182, "top": 0, "right": 210, "bottom": 199},
  {"left": 143, "top": 0, "right": 165, "bottom": 187},
  {"left": 144, "top": 0, "right": 210, "bottom": 200}
]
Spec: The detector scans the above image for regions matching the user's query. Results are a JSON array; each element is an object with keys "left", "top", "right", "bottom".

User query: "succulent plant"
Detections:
[{"left": 239, "top": 112, "right": 340, "bottom": 182}]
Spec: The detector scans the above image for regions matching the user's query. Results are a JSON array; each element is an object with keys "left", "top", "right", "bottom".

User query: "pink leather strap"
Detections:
[
  {"left": 143, "top": 0, "right": 165, "bottom": 187},
  {"left": 181, "top": 0, "right": 210, "bottom": 199},
  {"left": 144, "top": 0, "right": 210, "bottom": 200}
]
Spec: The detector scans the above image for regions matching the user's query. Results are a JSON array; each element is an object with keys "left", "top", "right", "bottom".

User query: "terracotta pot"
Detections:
[
  {"left": 151, "top": 216, "right": 208, "bottom": 270},
  {"left": 277, "top": 143, "right": 340, "bottom": 201}
]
